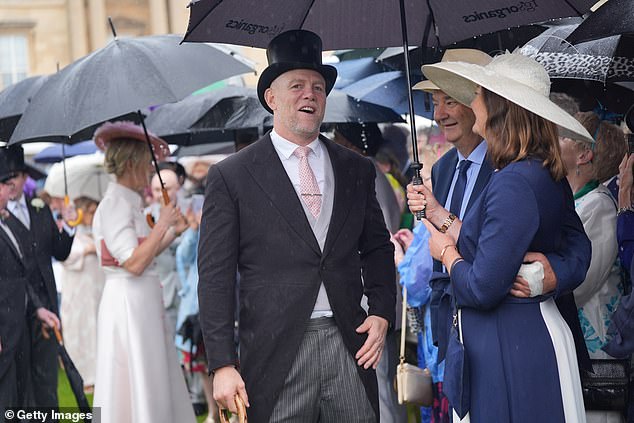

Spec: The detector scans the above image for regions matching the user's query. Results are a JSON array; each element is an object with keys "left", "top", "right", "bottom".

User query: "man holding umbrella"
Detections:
[
  {"left": 198, "top": 29, "right": 395, "bottom": 423},
  {"left": 0, "top": 149, "right": 28, "bottom": 412},
  {"left": 4, "top": 145, "right": 75, "bottom": 410}
]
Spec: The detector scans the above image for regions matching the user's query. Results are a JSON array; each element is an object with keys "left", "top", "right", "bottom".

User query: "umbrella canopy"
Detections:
[
  {"left": 0, "top": 75, "right": 48, "bottom": 143},
  {"left": 183, "top": 0, "right": 594, "bottom": 49},
  {"left": 566, "top": 0, "right": 634, "bottom": 44},
  {"left": 376, "top": 23, "right": 551, "bottom": 73},
  {"left": 43, "top": 154, "right": 112, "bottom": 202},
  {"left": 33, "top": 140, "right": 98, "bottom": 163},
  {"left": 146, "top": 86, "right": 404, "bottom": 146},
  {"left": 521, "top": 23, "right": 634, "bottom": 84},
  {"left": 9, "top": 34, "right": 255, "bottom": 145},
  {"left": 342, "top": 71, "right": 432, "bottom": 117},
  {"left": 332, "top": 57, "right": 387, "bottom": 89}
]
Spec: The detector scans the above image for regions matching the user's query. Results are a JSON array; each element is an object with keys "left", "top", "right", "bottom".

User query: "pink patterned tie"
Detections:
[{"left": 293, "top": 146, "right": 321, "bottom": 218}]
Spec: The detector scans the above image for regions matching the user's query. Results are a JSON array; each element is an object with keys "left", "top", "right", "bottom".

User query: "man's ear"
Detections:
[{"left": 264, "top": 88, "right": 275, "bottom": 111}]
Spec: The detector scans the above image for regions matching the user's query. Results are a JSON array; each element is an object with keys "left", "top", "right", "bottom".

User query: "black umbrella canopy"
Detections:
[
  {"left": 53, "top": 328, "right": 91, "bottom": 417},
  {"left": 0, "top": 75, "right": 48, "bottom": 142},
  {"left": 566, "top": 0, "right": 634, "bottom": 44},
  {"left": 8, "top": 34, "right": 255, "bottom": 145},
  {"left": 184, "top": 0, "right": 594, "bottom": 49}
]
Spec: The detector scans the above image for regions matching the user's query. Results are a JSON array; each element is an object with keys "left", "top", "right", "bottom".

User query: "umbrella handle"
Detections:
[
  {"left": 146, "top": 188, "right": 171, "bottom": 228},
  {"left": 53, "top": 326, "right": 63, "bottom": 344},
  {"left": 410, "top": 164, "right": 426, "bottom": 220},
  {"left": 219, "top": 396, "right": 247, "bottom": 423},
  {"left": 63, "top": 195, "right": 84, "bottom": 227}
]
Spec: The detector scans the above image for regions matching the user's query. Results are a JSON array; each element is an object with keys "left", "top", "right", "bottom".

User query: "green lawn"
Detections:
[{"left": 57, "top": 368, "right": 209, "bottom": 422}]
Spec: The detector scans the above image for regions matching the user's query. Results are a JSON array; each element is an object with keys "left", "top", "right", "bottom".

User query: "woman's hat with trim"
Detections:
[
  {"left": 413, "top": 49, "right": 492, "bottom": 92},
  {"left": 94, "top": 121, "right": 170, "bottom": 161},
  {"left": 422, "top": 52, "right": 594, "bottom": 144},
  {"left": 257, "top": 29, "right": 337, "bottom": 114}
]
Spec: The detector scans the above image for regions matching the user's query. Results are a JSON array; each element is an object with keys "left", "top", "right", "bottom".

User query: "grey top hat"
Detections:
[{"left": 257, "top": 30, "right": 337, "bottom": 114}]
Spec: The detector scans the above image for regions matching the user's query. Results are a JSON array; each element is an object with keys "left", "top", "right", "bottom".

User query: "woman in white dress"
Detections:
[
  {"left": 60, "top": 196, "right": 104, "bottom": 392},
  {"left": 91, "top": 121, "right": 194, "bottom": 423}
]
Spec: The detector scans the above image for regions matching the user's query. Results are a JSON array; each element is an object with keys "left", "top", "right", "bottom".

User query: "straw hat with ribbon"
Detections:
[
  {"left": 413, "top": 49, "right": 493, "bottom": 92},
  {"left": 421, "top": 51, "right": 594, "bottom": 144}
]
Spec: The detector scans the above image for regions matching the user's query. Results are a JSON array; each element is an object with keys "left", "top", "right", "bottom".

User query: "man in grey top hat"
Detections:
[{"left": 198, "top": 29, "right": 395, "bottom": 423}]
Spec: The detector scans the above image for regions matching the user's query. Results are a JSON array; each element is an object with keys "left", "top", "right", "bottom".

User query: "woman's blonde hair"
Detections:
[
  {"left": 574, "top": 111, "right": 626, "bottom": 183},
  {"left": 483, "top": 88, "right": 566, "bottom": 180},
  {"left": 103, "top": 138, "right": 150, "bottom": 178}
]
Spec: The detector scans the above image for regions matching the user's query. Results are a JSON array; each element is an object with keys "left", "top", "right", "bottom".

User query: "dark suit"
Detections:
[
  {"left": 198, "top": 134, "right": 395, "bottom": 423},
  {"left": 431, "top": 147, "right": 493, "bottom": 273},
  {"left": 8, "top": 199, "right": 73, "bottom": 408},
  {"left": 0, "top": 220, "right": 27, "bottom": 410}
]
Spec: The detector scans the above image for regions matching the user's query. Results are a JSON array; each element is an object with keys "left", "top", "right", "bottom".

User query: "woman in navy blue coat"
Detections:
[{"left": 408, "top": 52, "right": 595, "bottom": 422}]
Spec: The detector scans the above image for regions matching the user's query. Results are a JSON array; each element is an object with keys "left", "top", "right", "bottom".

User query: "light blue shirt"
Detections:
[{"left": 444, "top": 140, "right": 488, "bottom": 219}]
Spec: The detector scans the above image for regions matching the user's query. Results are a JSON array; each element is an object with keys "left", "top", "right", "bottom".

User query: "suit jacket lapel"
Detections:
[
  {"left": 245, "top": 135, "right": 321, "bottom": 256},
  {"left": 436, "top": 150, "right": 458, "bottom": 206},
  {"left": 322, "top": 137, "right": 357, "bottom": 260},
  {"left": 0, "top": 219, "right": 25, "bottom": 267}
]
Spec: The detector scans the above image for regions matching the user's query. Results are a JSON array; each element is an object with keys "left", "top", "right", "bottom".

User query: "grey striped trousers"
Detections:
[{"left": 269, "top": 317, "right": 376, "bottom": 423}]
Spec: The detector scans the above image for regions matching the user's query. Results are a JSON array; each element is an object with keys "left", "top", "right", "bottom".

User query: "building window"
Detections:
[{"left": 0, "top": 34, "right": 29, "bottom": 90}]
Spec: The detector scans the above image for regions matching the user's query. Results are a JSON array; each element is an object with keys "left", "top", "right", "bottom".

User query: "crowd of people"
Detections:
[{"left": 1, "top": 27, "right": 633, "bottom": 423}]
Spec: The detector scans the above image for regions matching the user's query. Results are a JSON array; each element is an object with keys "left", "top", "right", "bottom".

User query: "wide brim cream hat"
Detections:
[
  {"left": 413, "top": 49, "right": 493, "bottom": 92},
  {"left": 422, "top": 52, "right": 594, "bottom": 144}
]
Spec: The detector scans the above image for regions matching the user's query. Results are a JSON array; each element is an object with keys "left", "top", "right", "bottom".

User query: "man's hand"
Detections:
[
  {"left": 510, "top": 252, "right": 557, "bottom": 298},
  {"left": 36, "top": 307, "right": 60, "bottom": 331},
  {"left": 212, "top": 366, "right": 250, "bottom": 414},
  {"left": 355, "top": 315, "right": 389, "bottom": 370}
]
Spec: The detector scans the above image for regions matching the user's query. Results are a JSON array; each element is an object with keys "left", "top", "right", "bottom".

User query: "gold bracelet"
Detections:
[
  {"left": 440, "top": 244, "right": 456, "bottom": 262},
  {"left": 439, "top": 213, "right": 456, "bottom": 233}
]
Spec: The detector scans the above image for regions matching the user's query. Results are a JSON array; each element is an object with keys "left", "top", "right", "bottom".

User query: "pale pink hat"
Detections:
[{"left": 94, "top": 121, "right": 170, "bottom": 161}]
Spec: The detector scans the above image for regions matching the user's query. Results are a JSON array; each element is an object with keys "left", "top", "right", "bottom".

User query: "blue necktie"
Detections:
[{"left": 449, "top": 159, "right": 472, "bottom": 218}]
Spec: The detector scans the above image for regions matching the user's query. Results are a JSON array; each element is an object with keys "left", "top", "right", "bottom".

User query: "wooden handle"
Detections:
[
  {"left": 219, "top": 396, "right": 247, "bottom": 423},
  {"left": 64, "top": 195, "right": 84, "bottom": 227}
]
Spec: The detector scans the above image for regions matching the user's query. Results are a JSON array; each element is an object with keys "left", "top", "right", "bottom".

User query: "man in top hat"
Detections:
[
  {"left": 4, "top": 144, "right": 75, "bottom": 410},
  {"left": 198, "top": 29, "right": 395, "bottom": 423},
  {"left": 0, "top": 148, "right": 29, "bottom": 412}
]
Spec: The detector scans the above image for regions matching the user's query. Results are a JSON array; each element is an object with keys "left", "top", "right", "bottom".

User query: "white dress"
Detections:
[
  {"left": 92, "top": 182, "right": 195, "bottom": 423},
  {"left": 60, "top": 225, "right": 105, "bottom": 387}
]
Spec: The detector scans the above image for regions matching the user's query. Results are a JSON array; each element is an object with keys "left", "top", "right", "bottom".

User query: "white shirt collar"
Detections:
[
  {"left": 456, "top": 139, "right": 487, "bottom": 167},
  {"left": 270, "top": 129, "right": 323, "bottom": 160},
  {"left": 8, "top": 193, "right": 27, "bottom": 211}
]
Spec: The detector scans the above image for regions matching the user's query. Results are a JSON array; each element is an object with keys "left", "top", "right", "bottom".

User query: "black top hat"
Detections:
[
  {"left": 0, "top": 148, "right": 18, "bottom": 182},
  {"left": 4, "top": 145, "right": 26, "bottom": 174},
  {"left": 257, "top": 30, "right": 337, "bottom": 114}
]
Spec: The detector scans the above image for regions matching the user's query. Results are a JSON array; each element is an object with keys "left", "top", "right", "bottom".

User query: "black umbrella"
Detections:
[
  {"left": 0, "top": 75, "right": 48, "bottom": 143},
  {"left": 146, "top": 86, "right": 403, "bottom": 146},
  {"left": 8, "top": 34, "right": 255, "bottom": 145},
  {"left": 52, "top": 327, "right": 92, "bottom": 418},
  {"left": 520, "top": 23, "right": 634, "bottom": 114},
  {"left": 183, "top": 0, "right": 593, "bottom": 219},
  {"left": 521, "top": 23, "right": 634, "bottom": 84},
  {"left": 566, "top": 0, "right": 634, "bottom": 44},
  {"left": 184, "top": 0, "right": 593, "bottom": 49}
]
